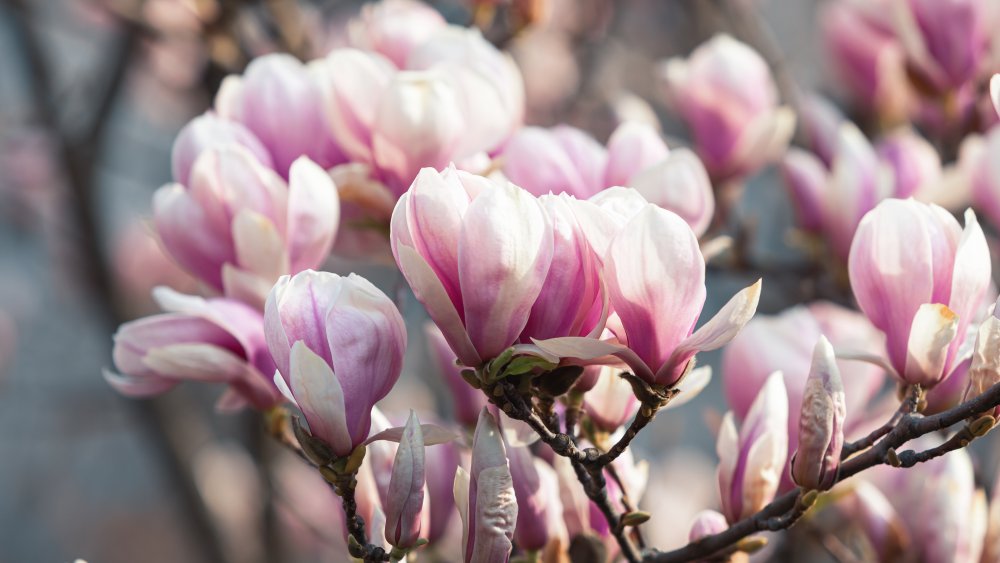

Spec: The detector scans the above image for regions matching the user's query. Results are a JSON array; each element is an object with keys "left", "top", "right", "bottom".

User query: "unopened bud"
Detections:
[{"left": 790, "top": 337, "right": 845, "bottom": 491}]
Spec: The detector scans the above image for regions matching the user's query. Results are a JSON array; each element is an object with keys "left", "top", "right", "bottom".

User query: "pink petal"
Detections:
[
  {"left": 604, "top": 122, "right": 670, "bottom": 188},
  {"left": 288, "top": 341, "right": 353, "bottom": 456}
]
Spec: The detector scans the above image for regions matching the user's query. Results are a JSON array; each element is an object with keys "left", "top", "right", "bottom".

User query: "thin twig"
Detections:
[{"left": 841, "top": 385, "right": 922, "bottom": 459}]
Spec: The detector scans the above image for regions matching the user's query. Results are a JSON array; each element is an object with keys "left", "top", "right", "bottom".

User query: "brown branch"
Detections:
[
  {"left": 644, "top": 381, "right": 1000, "bottom": 562},
  {"left": 841, "top": 385, "right": 922, "bottom": 459}
]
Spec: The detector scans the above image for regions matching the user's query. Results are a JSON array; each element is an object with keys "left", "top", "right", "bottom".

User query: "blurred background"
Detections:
[{"left": 0, "top": 0, "right": 994, "bottom": 562}]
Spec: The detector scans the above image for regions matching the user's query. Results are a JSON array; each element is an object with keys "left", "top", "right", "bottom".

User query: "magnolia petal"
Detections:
[
  {"left": 221, "top": 264, "right": 273, "bottom": 311},
  {"left": 102, "top": 368, "right": 176, "bottom": 397},
  {"left": 231, "top": 209, "right": 289, "bottom": 280},
  {"left": 366, "top": 424, "right": 460, "bottom": 446},
  {"left": 470, "top": 465, "right": 517, "bottom": 563},
  {"left": 529, "top": 336, "right": 655, "bottom": 383},
  {"left": 904, "top": 303, "right": 959, "bottom": 386},
  {"left": 716, "top": 411, "right": 739, "bottom": 522},
  {"left": 215, "top": 388, "right": 249, "bottom": 413},
  {"left": 454, "top": 466, "right": 472, "bottom": 561},
  {"left": 834, "top": 349, "right": 901, "bottom": 380},
  {"left": 288, "top": 341, "right": 353, "bottom": 456},
  {"left": 992, "top": 74, "right": 1000, "bottom": 118},
  {"left": 663, "top": 366, "right": 712, "bottom": 411},
  {"left": 286, "top": 157, "right": 340, "bottom": 272},
  {"left": 143, "top": 343, "right": 249, "bottom": 382},
  {"left": 396, "top": 245, "right": 481, "bottom": 367},
  {"left": 458, "top": 182, "right": 553, "bottom": 361},
  {"left": 660, "top": 280, "right": 761, "bottom": 385}
]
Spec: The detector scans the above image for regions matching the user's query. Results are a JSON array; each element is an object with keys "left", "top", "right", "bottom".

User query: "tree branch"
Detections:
[{"left": 644, "top": 381, "right": 1000, "bottom": 562}]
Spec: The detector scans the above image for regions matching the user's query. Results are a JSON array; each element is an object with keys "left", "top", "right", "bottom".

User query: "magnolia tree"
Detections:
[{"left": 101, "top": 0, "right": 1000, "bottom": 561}]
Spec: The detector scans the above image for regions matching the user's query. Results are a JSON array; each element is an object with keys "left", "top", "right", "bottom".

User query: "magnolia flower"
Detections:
[
  {"left": 582, "top": 365, "right": 639, "bottom": 433},
  {"left": 835, "top": 481, "right": 910, "bottom": 560},
  {"left": 454, "top": 409, "right": 517, "bottom": 563},
  {"left": 315, "top": 26, "right": 523, "bottom": 197},
  {"left": 390, "top": 167, "right": 555, "bottom": 366},
  {"left": 106, "top": 288, "right": 281, "bottom": 411},
  {"left": 893, "top": 0, "right": 987, "bottom": 96},
  {"left": 154, "top": 149, "right": 340, "bottom": 308},
  {"left": 717, "top": 372, "right": 788, "bottom": 523},
  {"left": 214, "top": 54, "right": 347, "bottom": 175},
  {"left": 790, "top": 337, "right": 846, "bottom": 491},
  {"left": 385, "top": 412, "right": 426, "bottom": 549},
  {"left": 501, "top": 122, "right": 714, "bottom": 236},
  {"left": 848, "top": 199, "right": 991, "bottom": 387},
  {"left": 821, "top": 0, "right": 911, "bottom": 123},
  {"left": 535, "top": 204, "right": 760, "bottom": 387},
  {"left": 660, "top": 34, "right": 795, "bottom": 183},
  {"left": 264, "top": 271, "right": 406, "bottom": 456},
  {"left": 963, "top": 126, "right": 1000, "bottom": 228}
]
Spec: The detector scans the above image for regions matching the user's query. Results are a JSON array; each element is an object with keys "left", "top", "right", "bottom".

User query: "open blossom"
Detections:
[
  {"left": 660, "top": 34, "right": 794, "bottom": 183},
  {"left": 390, "top": 167, "right": 556, "bottom": 366},
  {"left": 315, "top": 23, "right": 523, "bottom": 197},
  {"left": 717, "top": 372, "right": 788, "bottom": 523},
  {"left": 264, "top": 270, "right": 406, "bottom": 456},
  {"left": 106, "top": 287, "right": 281, "bottom": 411},
  {"left": 171, "top": 113, "right": 273, "bottom": 186},
  {"left": 536, "top": 204, "right": 760, "bottom": 387},
  {"left": 790, "top": 337, "right": 846, "bottom": 491},
  {"left": 454, "top": 409, "right": 517, "bottom": 563},
  {"left": 848, "top": 199, "right": 991, "bottom": 387},
  {"left": 154, "top": 149, "right": 340, "bottom": 308},
  {"left": 501, "top": 122, "right": 715, "bottom": 236}
]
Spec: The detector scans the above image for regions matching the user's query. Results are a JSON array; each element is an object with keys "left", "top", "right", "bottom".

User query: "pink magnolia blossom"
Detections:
[
  {"left": 821, "top": 0, "right": 912, "bottom": 123},
  {"left": 535, "top": 204, "right": 760, "bottom": 387},
  {"left": 454, "top": 409, "right": 517, "bottom": 563},
  {"left": 717, "top": 372, "right": 789, "bottom": 523},
  {"left": 894, "top": 0, "right": 987, "bottom": 96},
  {"left": 390, "top": 167, "right": 556, "bottom": 366},
  {"left": 688, "top": 510, "right": 727, "bottom": 542},
  {"left": 501, "top": 123, "right": 715, "bottom": 235},
  {"left": 264, "top": 270, "right": 406, "bottom": 456},
  {"left": 106, "top": 288, "right": 281, "bottom": 411},
  {"left": 507, "top": 443, "right": 566, "bottom": 553},
  {"left": 171, "top": 113, "right": 273, "bottom": 186},
  {"left": 961, "top": 296, "right": 1000, "bottom": 416},
  {"left": 154, "top": 149, "right": 340, "bottom": 309},
  {"left": 848, "top": 199, "right": 991, "bottom": 387},
  {"left": 790, "top": 337, "right": 846, "bottom": 491},
  {"left": 660, "top": 34, "right": 795, "bottom": 184}
]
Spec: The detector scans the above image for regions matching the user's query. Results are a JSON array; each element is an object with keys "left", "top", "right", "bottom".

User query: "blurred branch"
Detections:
[
  {"left": 643, "top": 381, "right": 1000, "bottom": 562},
  {"left": 3, "top": 2, "right": 229, "bottom": 562}
]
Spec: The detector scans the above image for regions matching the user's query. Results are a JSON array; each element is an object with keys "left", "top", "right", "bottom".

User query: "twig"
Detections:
[
  {"left": 841, "top": 385, "right": 922, "bottom": 459},
  {"left": 644, "top": 380, "right": 1000, "bottom": 562}
]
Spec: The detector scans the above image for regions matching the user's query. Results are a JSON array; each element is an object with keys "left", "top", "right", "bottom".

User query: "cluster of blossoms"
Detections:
[{"left": 102, "top": 1, "right": 1000, "bottom": 562}]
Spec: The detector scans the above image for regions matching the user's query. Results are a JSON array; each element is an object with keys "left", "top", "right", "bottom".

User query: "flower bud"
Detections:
[
  {"left": 688, "top": 510, "right": 727, "bottom": 542},
  {"left": 717, "top": 372, "right": 788, "bottom": 523},
  {"left": 385, "top": 411, "right": 426, "bottom": 549},
  {"left": 660, "top": 34, "right": 794, "bottom": 183},
  {"left": 604, "top": 122, "right": 670, "bottom": 188},
  {"left": 501, "top": 125, "right": 608, "bottom": 199},
  {"left": 790, "top": 337, "right": 846, "bottom": 491},
  {"left": 154, "top": 149, "right": 340, "bottom": 307},
  {"left": 848, "top": 199, "right": 991, "bottom": 387},
  {"left": 780, "top": 148, "right": 827, "bottom": 233},
  {"left": 106, "top": 288, "right": 281, "bottom": 410},
  {"left": 454, "top": 409, "right": 517, "bottom": 563},
  {"left": 264, "top": 271, "right": 406, "bottom": 456}
]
